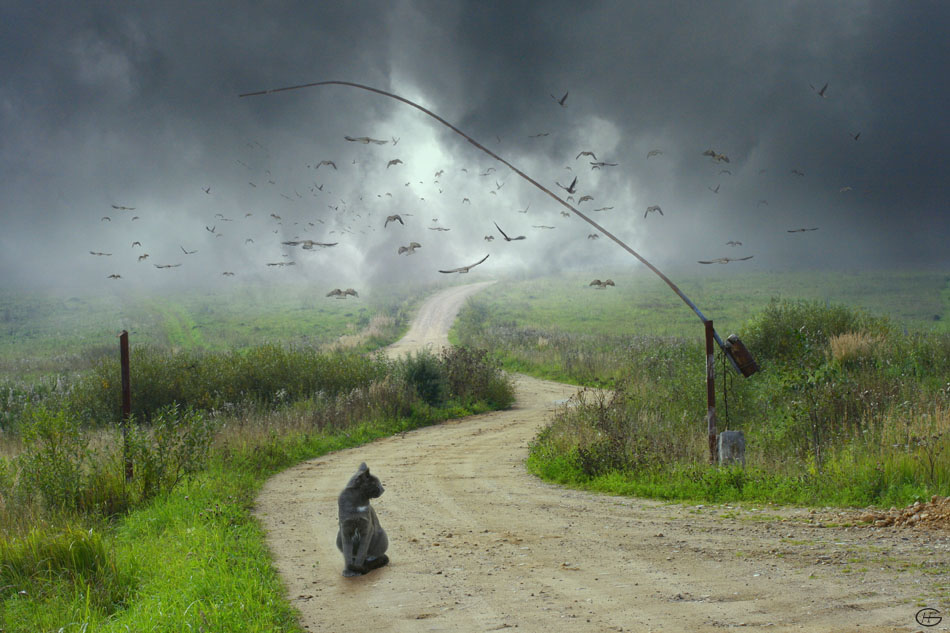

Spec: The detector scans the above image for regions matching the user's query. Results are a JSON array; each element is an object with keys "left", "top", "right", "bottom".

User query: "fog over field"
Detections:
[{"left": 1, "top": 2, "right": 947, "bottom": 299}]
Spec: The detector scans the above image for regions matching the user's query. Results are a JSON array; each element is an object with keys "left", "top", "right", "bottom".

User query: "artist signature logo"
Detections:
[{"left": 916, "top": 608, "right": 943, "bottom": 627}]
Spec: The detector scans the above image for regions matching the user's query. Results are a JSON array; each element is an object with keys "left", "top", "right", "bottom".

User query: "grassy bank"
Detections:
[
  {"left": 454, "top": 272, "right": 950, "bottom": 508},
  {"left": 1, "top": 345, "right": 514, "bottom": 632}
]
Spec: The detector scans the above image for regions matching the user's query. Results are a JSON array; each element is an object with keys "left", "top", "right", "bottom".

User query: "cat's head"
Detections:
[{"left": 352, "top": 462, "right": 384, "bottom": 498}]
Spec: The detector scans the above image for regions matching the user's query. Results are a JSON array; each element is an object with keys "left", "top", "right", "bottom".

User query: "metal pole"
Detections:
[
  {"left": 705, "top": 319, "right": 718, "bottom": 464},
  {"left": 119, "top": 330, "right": 133, "bottom": 482}
]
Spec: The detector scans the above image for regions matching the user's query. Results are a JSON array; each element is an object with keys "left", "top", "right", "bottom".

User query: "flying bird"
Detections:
[
  {"left": 101, "top": 216, "right": 111, "bottom": 222},
  {"left": 578, "top": 195, "right": 594, "bottom": 204},
  {"left": 89, "top": 251, "right": 111, "bottom": 256},
  {"left": 551, "top": 91, "right": 568, "bottom": 106},
  {"left": 153, "top": 263, "right": 182, "bottom": 268},
  {"left": 462, "top": 198, "right": 471, "bottom": 204},
  {"left": 384, "top": 214, "right": 404, "bottom": 227},
  {"left": 107, "top": 274, "right": 121, "bottom": 279},
  {"left": 556, "top": 176, "right": 578, "bottom": 194},
  {"left": 222, "top": 272, "right": 235, "bottom": 276},
  {"left": 532, "top": 225, "right": 556, "bottom": 229},
  {"left": 787, "top": 227, "right": 819, "bottom": 233},
  {"left": 757, "top": 199, "right": 769, "bottom": 207},
  {"left": 344, "top": 136, "right": 387, "bottom": 145},
  {"left": 839, "top": 186, "right": 853, "bottom": 193},
  {"left": 528, "top": 132, "right": 550, "bottom": 138},
  {"left": 484, "top": 235, "right": 495, "bottom": 241},
  {"left": 111, "top": 204, "right": 135, "bottom": 211},
  {"left": 587, "top": 234, "right": 600, "bottom": 240},
  {"left": 327, "top": 288, "right": 359, "bottom": 298},
  {"left": 850, "top": 131, "right": 861, "bottom": 141},
  {"left": 386, "top": 159, "right": 403, "bottom": 168},
  {"left": 647, "top": 149, "right": 663, "bottom": 158},
  {"left": 180, "top": 246, "right": 197, "bottom": 255},
  {"left": 719, "top": 169, "right": 732, "bottom": 176},
  {"left": 398, "top": 242, "right": 422, "bottom": 255},
  {"left": 439, "top": 254, "right": 489, "bottom": 274},
  {"left": 428, "top": 226, "right": 450, "bottom": 231},
  {"left": 315, "top": 160, "right": 337, "bottom": 170},
  {"left": 206, "top": 225, "right": 215, "bottom": 233},
  {"left": 517, "top": 203, "right": 530, "bottom": 214},
  {"left": 137, "top": 254, "right": 149, "bottom": 262},
  {"left": 202, "top": 186, "right": 211, "bottom": 194},
  {"left": 589, "top": 279, "right": 614, "bottom": 288},
  {"left": 131, "top": 241, "right": 141, "bottom": 247},
  {"left": 494, "top": 222, "right": 526, "bottom": 241},
  {"left": 708, "top": 184, "right": 720, "bottom": 194},
  {"left": 593, "top": 206, "right": 614, "bottom": 212},
  {"left": 702, "top": 149, "right": 730, "bottom": 163},
  {"left": 726, "top": 241, "right": 743, "bottom": 247},
  {"left": 576, "top": 150, "right": 597, "bottom": 160},
  {"left": 282, "top": 240, "right": 338, "bottom": 249},
  {"left": 645, "top": 205, "right": 663, "bottom": 217},
  {"left": 698, "top": 256, "right": 754, "bottom": 264},
  {"left": 590, "top": 161, "right": 618, "bottom": 169},
  {"left": 266, "top": 261, "right": 296, "bottom": 267},
  {"left": 810, "top": 82, "right": 829, "bottom": 97},
  {"left": 791, "top": 169, "right": 805, "bottom": 177}
]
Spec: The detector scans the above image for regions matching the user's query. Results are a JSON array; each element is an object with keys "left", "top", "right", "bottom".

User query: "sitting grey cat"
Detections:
[{"left": 336, "top": 462, "right": 389, "bottom": 577}]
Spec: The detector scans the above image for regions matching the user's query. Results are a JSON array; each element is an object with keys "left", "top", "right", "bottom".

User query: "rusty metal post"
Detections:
[
  {"left": 705, "top": 319, "right": 718, "bottom": 464},
  {"left": 119, "top": 330, "right": 133, "bottom": 482}
]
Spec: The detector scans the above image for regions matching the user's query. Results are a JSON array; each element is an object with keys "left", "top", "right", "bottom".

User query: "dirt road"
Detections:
[{"left": 256, "top": 283, "right": 947, "bottom": 632}]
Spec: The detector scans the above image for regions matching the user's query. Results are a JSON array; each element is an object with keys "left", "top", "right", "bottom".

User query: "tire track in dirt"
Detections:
[{"left": 255, "top": 282, "right": 946, "bottom": 632}]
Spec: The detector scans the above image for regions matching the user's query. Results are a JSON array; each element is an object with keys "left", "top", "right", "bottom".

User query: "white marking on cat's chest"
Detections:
[{"left": 356, "top": 505, "right": 369, "bottom": 512}]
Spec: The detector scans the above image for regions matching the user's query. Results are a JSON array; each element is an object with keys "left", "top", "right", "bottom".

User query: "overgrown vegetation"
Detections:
[
  {"left": 457, "top": 286, "right": 950, "bottom": 508},
  {"left": 0, "top": 341, "right": 513, "bottom": 631}
]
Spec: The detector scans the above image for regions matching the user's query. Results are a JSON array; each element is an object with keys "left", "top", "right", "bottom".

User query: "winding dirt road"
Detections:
[{"left": 256, "top": 283, "right": 947, "bottom": 632}]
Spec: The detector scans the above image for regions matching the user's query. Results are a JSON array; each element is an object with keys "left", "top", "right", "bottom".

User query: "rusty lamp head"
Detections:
[{"left": 724, "top": 334, "right": 759, "bottom": 377}]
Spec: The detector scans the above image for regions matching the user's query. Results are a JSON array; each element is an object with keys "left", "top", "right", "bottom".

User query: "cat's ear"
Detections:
[{"left": 358, "top": 462, "right": 368, "bottom": 473}]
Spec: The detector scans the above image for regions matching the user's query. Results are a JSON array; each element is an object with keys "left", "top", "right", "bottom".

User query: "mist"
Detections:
[{"left": 1, "top": 2, "right": 947, "bottom": 301}]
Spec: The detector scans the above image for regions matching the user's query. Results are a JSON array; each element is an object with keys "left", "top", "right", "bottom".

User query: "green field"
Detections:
[
  {"left": 0, "top": 281, "right": 441, "bottom": 379},
  {"left": 460, "top": 269, "right": 950, "bottom": 341},
  {"left": 452, "top": 268, "right": 950, "bottom": 512}
]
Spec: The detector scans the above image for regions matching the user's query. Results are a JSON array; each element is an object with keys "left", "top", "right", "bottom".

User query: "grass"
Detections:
[
  {"left": 456, "top": 269, "right": 950, "bottom": 341},
  {"left": 0, "top": 280, "right": 431, "bottom": 380},
  {"left": 454, "top": 270, "right": 950, "bottom": 509},
  {"left": 1, "top": 345, "right": 515, "bottom": 631}
]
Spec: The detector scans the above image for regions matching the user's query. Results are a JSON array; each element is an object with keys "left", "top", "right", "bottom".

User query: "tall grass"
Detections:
[
  {"left": 0, "top": 343, "right": 513, "bottom": 631},
  {"left": 457, "top": 293, "right": 950, "bottom": 508}
]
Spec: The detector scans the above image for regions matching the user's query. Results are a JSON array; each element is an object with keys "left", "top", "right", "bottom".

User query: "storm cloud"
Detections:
[{"left": 1, "top": 1, "right": 947, "bottom": 296}]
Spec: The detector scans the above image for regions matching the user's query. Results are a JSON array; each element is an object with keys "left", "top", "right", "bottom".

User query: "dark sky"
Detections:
[{"left": 1, "top": 1, "right": 947, "bottom": 296}]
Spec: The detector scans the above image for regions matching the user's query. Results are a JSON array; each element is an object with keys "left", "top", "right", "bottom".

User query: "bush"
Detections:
[
  {"left": 440, "top": 346, "right": 515, "bottom": 408},
  {"left": 742, "top": 298, "right": 891, "bottom": 368},
  {"left": 16, "top": 406, "right": 88, "bottom": 512},
  {"left": 401, "top": 351, "right": 447, "bottom": 406},
  {"left": 124, "top": 404, "right": 217, "bottom": 502}
]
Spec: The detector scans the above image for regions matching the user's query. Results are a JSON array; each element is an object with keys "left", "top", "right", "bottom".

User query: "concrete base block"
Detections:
[{"left": 718, "top": 430, "right": 746, "bottom": 467}]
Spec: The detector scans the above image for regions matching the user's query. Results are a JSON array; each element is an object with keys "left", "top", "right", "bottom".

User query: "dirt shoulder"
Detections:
[{"left": 255, "top": 283, "right": 948, "bottom": 632}]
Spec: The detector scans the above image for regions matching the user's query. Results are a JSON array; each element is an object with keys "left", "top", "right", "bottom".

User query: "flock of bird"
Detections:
[{"left": 89, "top": 81, "right": 852, "bottom": 292}]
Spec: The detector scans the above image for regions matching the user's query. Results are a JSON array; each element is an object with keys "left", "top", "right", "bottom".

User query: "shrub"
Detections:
[
  {"left": 742, "top": 299, "right": 891, "bottom": 368},
  {"left": 16, "top": 406, "right": 88, "bottom": 512},
  {"left": 401, "top": 351, "right": 447, "bottom": 406},
  {"left": 124, "top": 404, "right": 217, "bottom": 502},
  {"left": 440, "top": 346, "right": 515, "bottom": 408}
]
